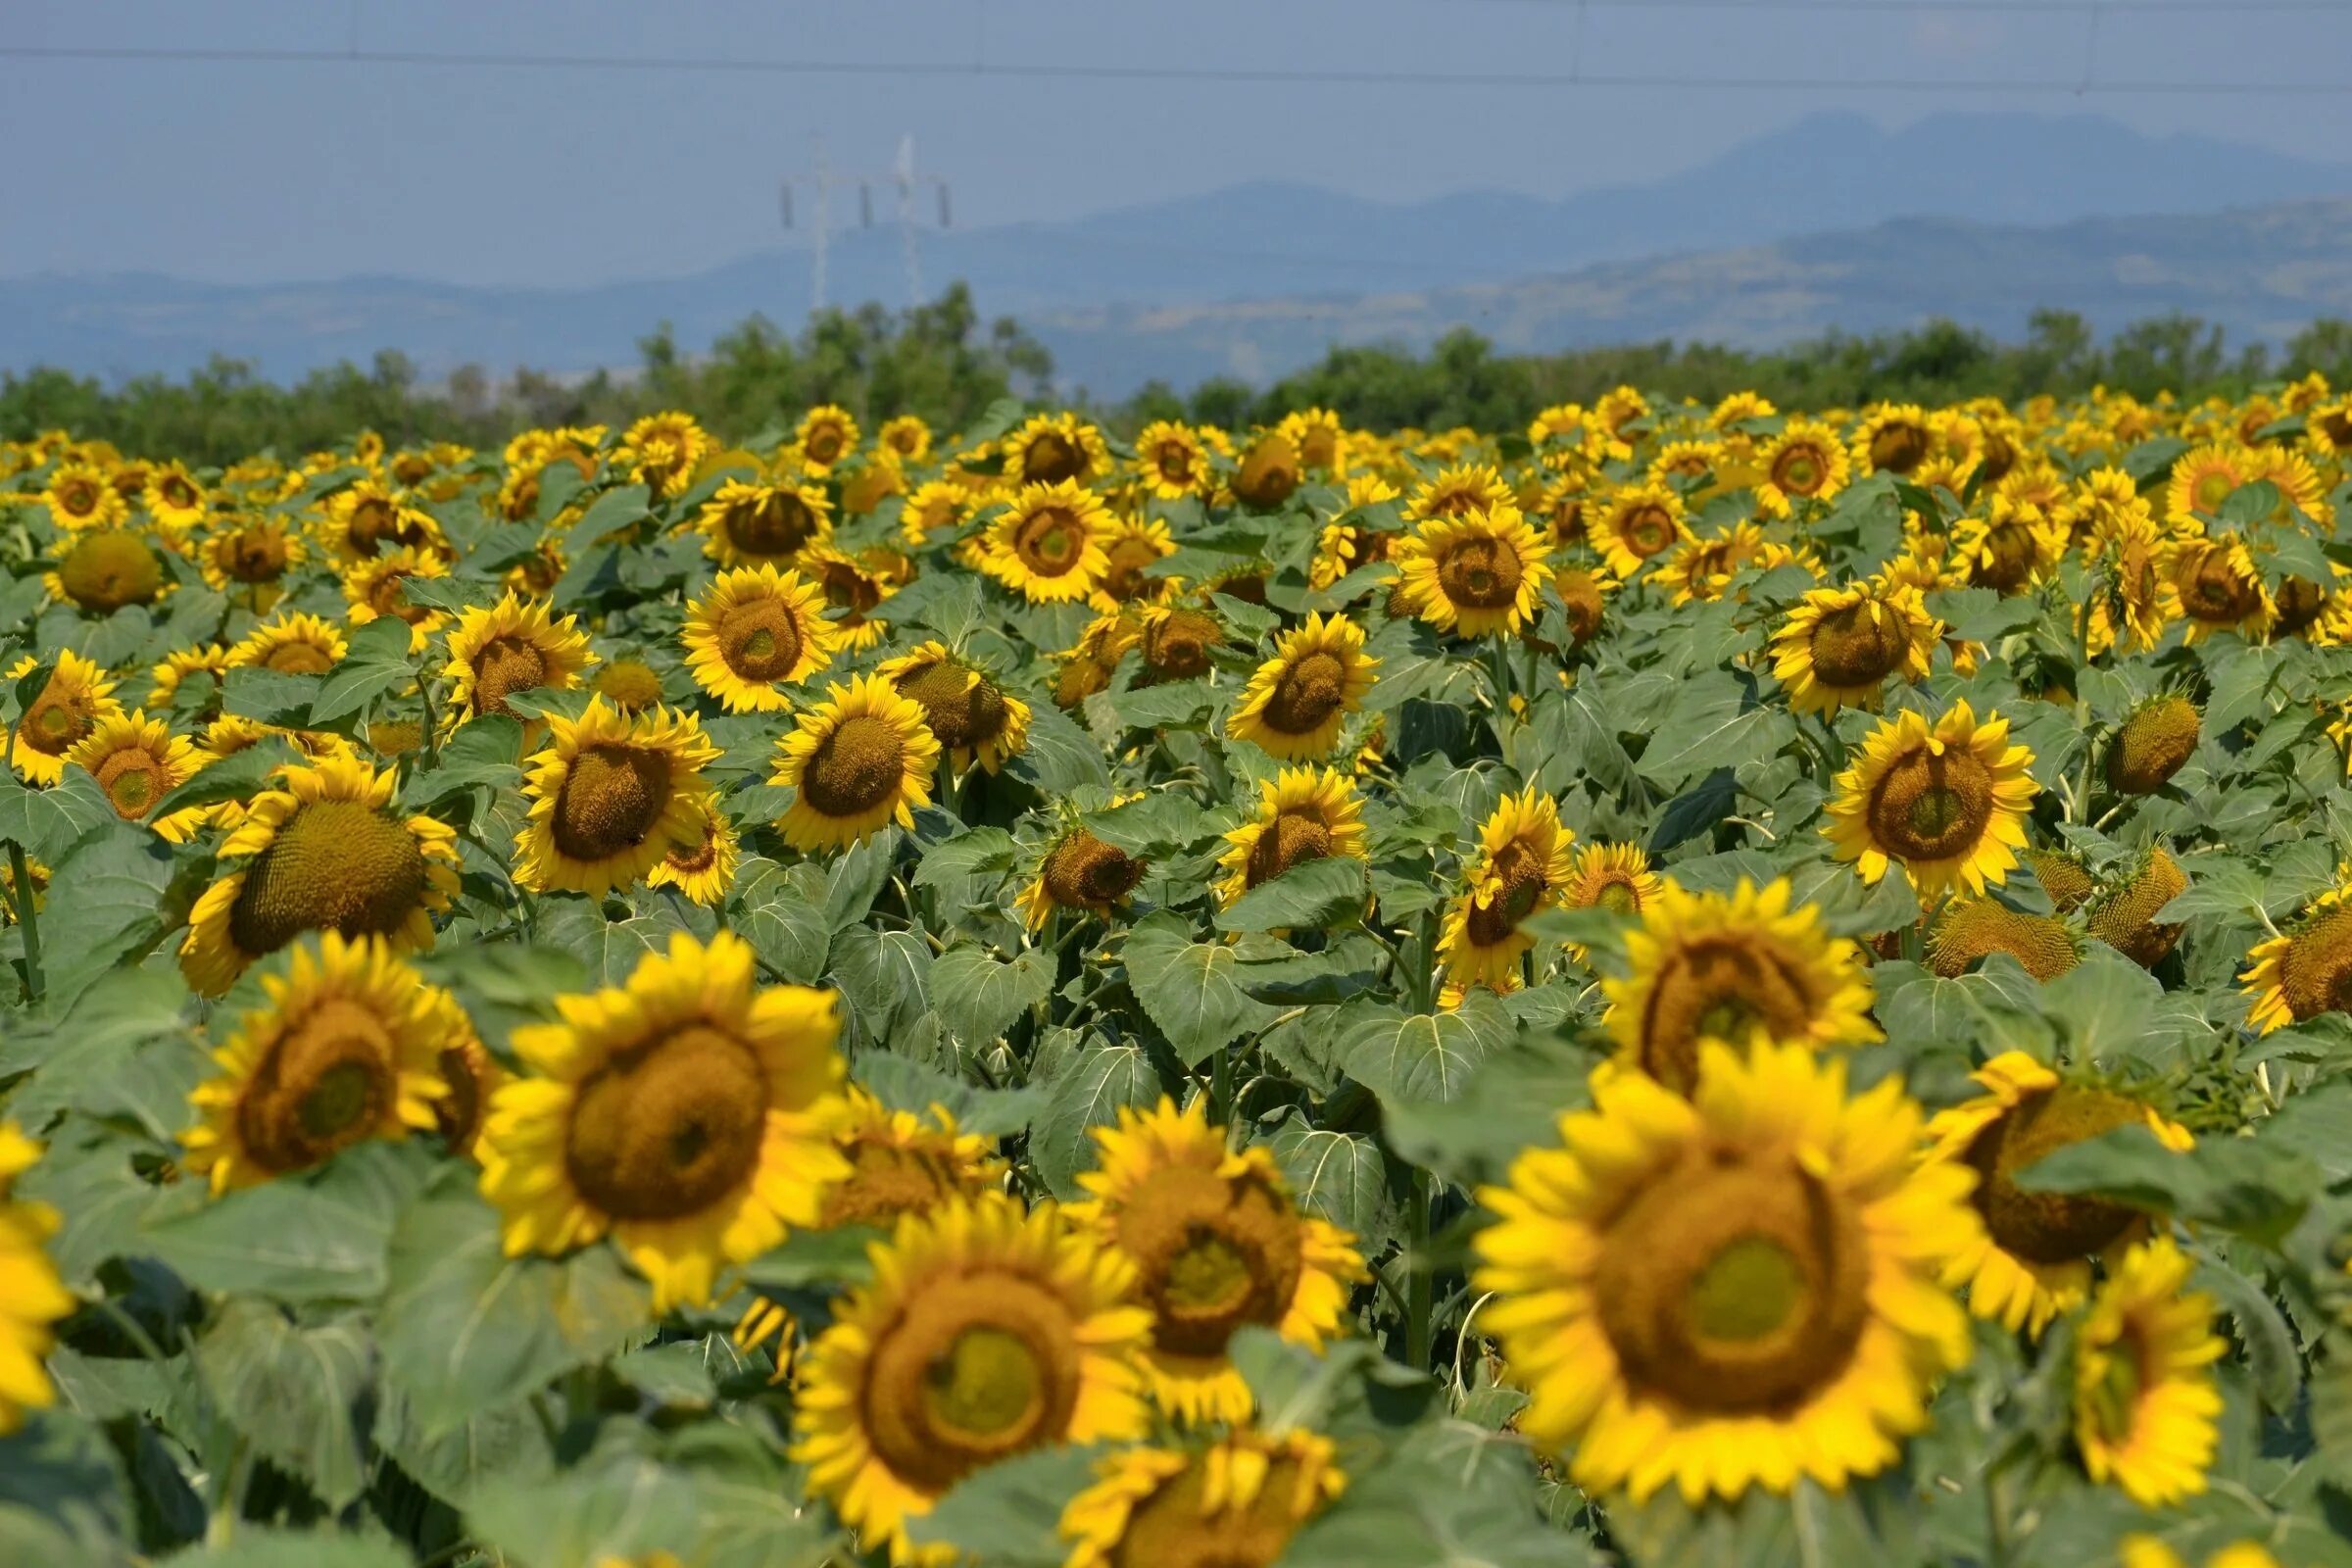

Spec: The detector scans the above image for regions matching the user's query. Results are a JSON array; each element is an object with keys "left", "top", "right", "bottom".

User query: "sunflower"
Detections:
[
  {"left": 813, "top": 1086, "right": 1003, "bottom": 1231},
  {"left": 1923, "top": 1053, "right": 2192, "bottom": 1335},
  {"left": 1769, "top": 581, "right": 1938, "bottom": 716},
  {"left": 1070, "top": 1098, "right": 1363, "bottom": 1423},
  {"left": 1132, "top": 421, "right": 1212, "bottom": 501},
  {"left": 1755, "top": 421, "right": 1852, "bottom": 516},
  {"left": 985, "top": 481, "right": 1113, "bottom": 605},
  {"left": 6, "top": 650, "right": 122, "bottom": 786},
  {"left": 898, "top": 479, "right": 969, "bottom": 548},
  {"left": 2091, "top": 513, "right": 2179, "bottom": 656},
  {"left": 878, "top": 414, "right": 932, "bottom": 464},
  {"left": 143, "top": 461, "right": 209, "bottom": 532},
  {"left": 1021, "top": 811, "right": 1150, "bottom": 933},
  {"left": 790, "top": 405, "right": 861, "bottom": 473},
  {"left": 798, "top": 543, "right": 902, "bottom": 653},
  {"left": 227, "top": 612, "right": 348, "bottom": 676},
  {"left": 1138, "top": 605, "right": 1227, "bottom": 681},
  {"left": 1090, "top": 516, "right": 1177, "bottom": 611},
  {"left": 1274, "top": 407, "right": 1348, "bottom": 475},
  {"left": 1592, "top": 384, "right": 1649, "bottom": 457},
  {"left": 1589, "top": 482, "right": 1693, "bottom": 579},
  {"left": 319, "top": 479, "right": 442, "bottom": 562},
  {"left": 695, "top": 477, "right": 834, "bottom": 567},
  {"left": 477, "top": 930, "right": 850, "bottom": 1310},
  {"left": 1439, "top": 787, "right": 1578, "bottom": 991},
  {"left": 2104, "top": 696, "right": 2200, "bottom": 797},
  {"left": 620, "top": 411, "right": 714, "bottom": 498},
  {"left": 680, "top": 564, "right": 835, "bottom": 713},
  {"left": 2241, "top": 881, "right": 2352, "bottom": 1034},
  {"left": 1475, "top": 1039, "right": 1975, "bottom": 1502},
  {"left": 46, "top": 528, "right": 167, "bottom": 613},
  {"left": 1004, "top": 412, "right": 1110, "bottom": 489},
  {"left": 443, "top": 594, "right": 596, "bottom": 726},
  {"left": 591, "top": 659, "right": 667, "bottom": 713},
  {"left": 2165, "top": 442, "right": 2254, "bottom": 526},
  {"left": 1556, "top": 842, "right": 1664, "bottom": 957},
  {"left": 877, "top": 641, "right": 1031, "bottom": 777},
  {"left": 646, "top": 799, "right": 740, "bottom": 907},
  {"left": 2122, "top": 1542, "right": 2280, "bottom": 1568},
  {"left": 1405, "top": 464, "right": 1515, "bottom": 523},
  {"left": 64, "top": 710, "right": 205, "bottom": 842},
  {"left": 2165, "top": 534, "right": 2275, "bottom": 644},
  {"left": 1948, "top": 499, "right": 2063, "bottom": 596},
  {"left": 1, "top": 854, "right": 50, "bottom": 927},
  {"left": 791, "top": 1195, "right": 1152, "bottom": 1567},
  {"left": 1650, "top": 520, "right": 1798, "bottom": 606},
  {"left": 2087, "top": 850, "right": 2188, "bottom": 969},
  {"left": 180, "top": 755, "right": 461, "bottom": 996},
  {"left": 1851, "top": 403, "right": 1936, "bottom": 476},
  {"left": 182, "top": 933, "right": 461, "bottom": 1192},
  {"left": 514, "top": 700, "right": 719, "bottom": 897},
  {"left": 1060, "top": 1425, "right": 1346, "bottom": 1568},
  {"left": 196, "top": 514, "right": 306, "bottom": 603},
  {"left": 1825, "top": 701, "right": 2039, "bottom": 900},
  {"left": 0, "top": 1127, "right": 73, "bottom": 1436},
  {"left": 1391, "top": 507, "right": 1551, "bottom": 638},
  {"left": 2075, "top": 1237, "right": 2224, "bottom": 1507},
  {"left": 341, "top": 545, "right": 450, "bottom": 652},
  {"left": 1215, "top": 767, "right": 1367, "bottom": 908},
  {"left": 43, "top": 460, "right": 126, "bottom": 531},
  {"left": 1226, "top": 612, "right": 1378, "bottom": 761},
  {"left": 1926, "top": 899, "right": 2080, "bottom": 981},
  {"left": 772, "top": 673, "right": 941, "bottom": 852},
  {"left": 1601, "top": 878, "right": 1879, "bottom": 1093}
]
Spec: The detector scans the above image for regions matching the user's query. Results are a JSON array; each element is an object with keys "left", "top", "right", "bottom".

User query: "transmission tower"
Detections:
[{"left": 781, "top": 135, "right": 951, "bottom": 317}]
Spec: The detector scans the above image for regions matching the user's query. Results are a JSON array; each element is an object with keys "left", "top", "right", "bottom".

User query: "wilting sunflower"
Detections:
[
  {"left": 1852, "top": 403, "right": 1936, "bottom": 475},
  {"left": 1439, "top": 788, "right": 1577, "bottom": 991},
  {"left": 1060, "top": 1425, "right": 1346, "bottom": 1568},
  {"left": 65, "top": 710, "right": 205, "bottom": 842},
  {"left": 811, "top": 1086, "right": 1002, "bottom": 1231},
  {"left": 619, "top": 410, "right": 713, "bottom": 499},
  {"left": 6, "top": 650, "right": 122, "bottom": 786},
  {"left": 318, "top": 478, "right": 442, "bottom": 563},
  {"left": 1004, "top": 412, "right": 1110, "bottom": 488},
  {"left": 45, "top": 528, "right": 167, "bottom": 614},
  {"left": 2241, "top": 881, "right": 2352, "bottom": 1034},
  {"left": 1475, "top": 1040, "right": 1975, "bottom": 1502},
  {"left": 227, "top": 612, "right": 347, "bottom": 677},
  {"left": 0, "top": 1126, "right": 72, "bottom": 1436},
  {"left": 514, "top": 699, "right": 719, "bottom": 896},
  {"left": 180, "top": 755, "right": 461, "bottom": 996},
  {"left": 985, "top": 480, "right": 1113, "bottom": 604},
  {"left": 791, "top": 1195, "right": 1152, "bottom": 1567},
  {"left": 1390, "top": 507, "right": 1550, "bottom": 638},
  {"left": 1021, "top": 807, "right": 1150, "bottom": 932},
  {"left": 1769, "top": 581, "right": 1938, "bottom": 716},
  {"left": 1226, "top": 612, "right": 1378, "bottom": 761},
  {"left": 1927, "top": 899, "right": 2080, "bottom": 980},
  {"left": 443, "top": 594, "right": 596, "bottom": 726},
  {"left": 1754, "top": 420, "right": 1852, "bottom": 516},
  {"left": 2075, "top": 1238, "right": 2224, "bottom": 1507},
  {"left": 43, "top": 459, "right": 126, "bottom": 531},
  {"left": 696, "top": 476, "right": 834, "bottom": 567},
  {"left": 681, "top": 564, "right": 836, "bottom": 712},
  {"left": 2087, "top": 849, "right": 2188, "bottom": 969},
  {"left": 772, "top": 673, "right": 941, "bottom": 852},
  {"left": 1091, "top": 515, "right": 1177, "bottom": 610},
  {"left": 182, "top": 933, "right": 461, "bottom": 1192},
  {"left": 1825, "top": 701, "right": 2038, "bottom": 900},
  {"left": 1923, "top": 1053, "right": 2192, "bottom": 1335},
  {"left": 1215, "top": 767, "right": 1367, "bottom": 908},
  {"left": 341, "top": 545, "right": 450, "bottom": 652},
  {"left": 646, "top": 799, "right": 740, "bottom": 907},
  {"left": 1132, "top": 420, "right": 1213, "bottom": 500},
  {"left": 1587, "top": 482, "right": 1692, "bottom": 580},
  {"left": 2165, "top": 534, "right": 2275, "bottom": 644},
  {"left": 1070, "top": 1098, "right": 1363, "bottom": 1423},
  {"left": 877, "top": 641, "right": 1031, "bottom": 776},
  {"left": 2106, "top": 696, "right": 2201, "bottom": 796},
  {"left": 196, "top": 514, "right": 305, "bottom": 605},
  {"left": 477, "top": 930, "right": 850, "bottom": 1310},
  {"left": 1601, "top": 877, "right": 1878, "bottom": 1093}
]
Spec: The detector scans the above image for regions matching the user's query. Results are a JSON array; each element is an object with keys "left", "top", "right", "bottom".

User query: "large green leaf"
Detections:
[
  {"left": 930, "top": 944, "right": 1057, "bottom": 1047},
  {"left": 193, "top": 1298, "right": 372, "bottom": 1508},
  {"left": 141, "top": 1142, "right": 430, "bottom": 1304},
  {"left": 1121, "top": 912, "right": 1281, "bottom": 1067}
]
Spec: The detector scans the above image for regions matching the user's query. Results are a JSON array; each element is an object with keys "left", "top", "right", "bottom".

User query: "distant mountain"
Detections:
[{"left": 2, "top": 112, "right": 2347, "bottom": 390}]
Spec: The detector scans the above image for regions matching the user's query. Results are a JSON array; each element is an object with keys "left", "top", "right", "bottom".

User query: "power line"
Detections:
[
  {"left": 3, "top": 42, "right": 2349, "bottom": 93},
  {"left": 1468, "top": 0, "right": 2352, "bottom": 10}
]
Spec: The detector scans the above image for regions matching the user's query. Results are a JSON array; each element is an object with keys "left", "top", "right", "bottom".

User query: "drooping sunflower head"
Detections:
[
  {"left": 816, "top": 1086, "right": 1004, "bottom": 1230},
  {"left": 1073, "top": 1098, "right": 1364, "bottom": 1423},
  {"left": 2240, "top": 882, "right": 2352, "bottom": 1035},
  {"left": 183, "top": 932, "right": 462, "bottom": 1193},
  {"left": 876, "top": 640, "right": 1031, "bottom": 776},
  {"left": 443, "top": 593, "right": 596, "bottom": 725},
  {"left": 985, "top": 480, "right": 1113, "bottom": 604},
  {"left": 64, "top": 710, "right": 205, "bottom": 841},
  {"left": 771, "top": 673, "right": 941, "bottom": 853},
  {"left": 2073, "top": 1237, "right": 2224, "bottom": 1508},
  {"left": 1825, "top": 700, "right": 2040, "bottom": 900},
  {"left": 2106, "top": 696, "right": 2201, "bottom": 796},
  {"left": 2165, "top": 535, "right": 2275, "bottom": 643},
  {"left": 681, "top": 564, "right": 837, "bottom": 713},
  {"left": 1003, "top": 412, "right": 1109, "bottom": 489},
  {"left": 1475, "top": 1039, "right": 1975, "bottom": 1502},
  {"left": 477, "top": 930, "right": 850, "bottom": 1310},
  {"left": 1769, "top": 581, "right": 1938, "bottom": 716},
  {"left": 1021, "top": 807, "right": 1151, "bottom": 933},
  {"left": 1231, "top": 432, "right": 1302, "bottom": 511},
  {"left": 1215, "top": 766, "right": 1368, "bottom": 908},
  {"left": 791, "top": 1195, "right": 1152, "bottom": 1566},
  {"left": 514, "top": 699, "right": 720, "bottom": 897},
  {"left": 1226, "top": 612, "right": 1378, "bottom": 761},
  {"left": 590, "top": 658, "right": 667, "bottom": 713},
  {"left": 2087, "top": 849, "right": 2188, "bottom": 969},
  {"left": 1060, "top": 1425, "right": 1347, "bottom": 1568},
  {"left": 696, "top": 477, "right": 834, "bottom": 567},
  {"left": 1602, "top": 877, "right": 1879, "bottom": 1093},
  {"left": 2029, "top": 847, "right": 2099, "bottom": 913},
  {"left": 7, "top": 650, "right": 123, "bottom": 787},
  {"left": 227, "top": 612, "right": 348, "bottom": 676},
  {"left": 1924, "top": 1052, "right": 2191, "bottom": 1335},
  {"left": 49, "top": 528, "right": 166, "bottom": 613},
  {"left": 1927, "top": 898, "right": 2081, "bottom": 981},
  {"left": 1392, "top": 507, "right": 1552, "bottom": 638}
]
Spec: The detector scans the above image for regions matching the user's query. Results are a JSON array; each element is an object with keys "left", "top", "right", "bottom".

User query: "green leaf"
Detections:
[
  {"left": 1338, "top": 991, "right": 1514, "bottom": 1106},
  {"left": 307, "top": 614, "right": 416, "bottom": 725},
  {"left": 142, "top": 1141, "right": 428, "bottom": 1304},
  {"left": 1033, "top": 1041, "right": 1163, "bottom": 1199},
  {"left": 1121, "top": 912, "right": 1282, "bottom": 1067},
  {"left": 2037, "top": 946, "right": 2165, "bottom": 1064},
  {"left": 1104, "top": 679, "right": 1216, "bottom": 730},
  {"left": 1080, "top": 792, "right": 1217, "bottom": 856},
  {"left": 220, "top": 666, "right": 322, "bottom": 728},
  {"left": 902, "top": 1444, "right": 1103, "bottom": 1567},
  {"left": 0, "top": 765, "right": 120, "bottom": 860},
  {"left": 822, "top": 832, "right": 896, "bottom": 931},
  {"left": 192, "top": 1298, "right": 371, "bottom": 1509},
  {"left": 738, "top": 1224, "right": 884, "bottom": 1291},
  {"left": 854, "top": 1051, "right": 1044, "bottom": 1138},
  {"left": 930, "top": 944, "right": 1056, "bottom": 1046},
  {"left": 2018, "top": 1124, "right": 2318, "bottom": 1247},
  {"left": 1379, "top": 1038, "right": 1590, "bottom": 1190},
  {"left": 400, "top": 715, "right": 523, "bottom": 808},
  {"left": 611, "top": 1341, "right": 721, "bottom": 1409},
  {"left": 1267, "top": 1119, "right": 1395, "bottom": 1242},
  {"left": 911, "top": 826, "right": 1017, "bottom": 889},
  {"left": 151, "top": 736, "right": 304, "bottom": 820},
  {"left": 1213, "top": 855, "right": 1369, "bottom": 933},
  {"left": 2192, "top": 1254, "right": 2301, "bottom": 1414},
  {"left": 1007, "top": 702, "right": 1109, "bottom": 794},
  {"left": 1636, "top": 671, "right": 1768, "bottom": 789},
  {"left": 378, "top": 1169, "right": 650, "bottom": 1440},
  {"left": 0, "top": 1408, "right": 134, "bottom": 1562},
  {"left": 827, "top": 924, "right": 934, "bottom": 1043},
  {"left": 36, "top": 825, "right": 194, "bottom": 1009},
  {"left": 465, "top": 1446, "right": 835, "bottom": 1568},
  {"left": 730, "top": 858, "right": 831, "bottom": 984}
]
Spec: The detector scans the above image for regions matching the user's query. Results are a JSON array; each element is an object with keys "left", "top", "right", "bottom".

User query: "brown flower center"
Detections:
[
  {"left": 1143, "top": 611, "right": 1223, "bottom": 679},
  {"left": 1866, "top": 745, "right": 1996, "bottom": 862},
  {"left": 219, "top": 527, "right": 290, "bottom": 583},
  {"left": 801, "top": 714, "right": 907, "bottom": 816},
  {"left": 1115, "top": 1164, "right": 1304, "bottom": 1359},
  {"left": 1436, "top": 536, "right": 1525, "bottom": 610},
  {"left": 1868, "top": 421, "right": 1931, "bottom": 474},
  {"left": 718, "top": 598, "right": 806, "bottom": 683},
  {"left": 227, "top": 800, "right": 430, "bottom": 958},
  {"left": 472, "top": 636, "right": 549, "bottom": 716},
  {"left": 2106, "top": 699, "right": 2199, "bottom": 796},
  {"left": 1019, "top": 432, "right": 1087, "bottom": 485},
  {"left": 235, "top": 997, "right": 397, "bottom": 1175},
  {"left": 1107, "top": 1454, "right": 1319, "bottom": 1568},
  {"left": 1635, "top": 932, "right": 1831, "bottom": 1094},
  {"left": 564, "top": 1024, "right": 767, "bottom": 1220},
  {"left": 1013, "top": 507, "right": 1089, "bottom": 577},
  {"left": 820, "top": 1139, "right": 965, "bottom": 1229},
  {"left": 1616, "top": 505, "right": 1680, "bottom": 560},
  {"left": 1244, "top": 812, "right": 1333, "bottom": 890},
  {"left": 1966, "top": 1086, "right": 2150, "bottom": 1263},
  {"left": 94, "top": 745, "right": 169, "bottom": 820},
  {"left": 861, "top": 1272, "right": 1084, "bottom": 1492},
  {"left": 897, "top": 660, "right": 1008, "bottom": 754},
  {"left": 553, "top": 744, "right": 672, "bottom": 861},
  {"left": 263, "top": 637, "right": 337, "bottom": 675},
  {"left": 727, "top": 491, "right": 820, "bottom": 559},
  {"left": 2279, "top": 906, "right": 2352, "bottom": 1023},
  {"left": 1043, "top": 833, "right": 1145, "bottom": 908},
  {"left": 1261, "top": 652, "right": 1347, "bottom": 736},
  {"left": 20, "top": 678, "right": 98, "bottom": 757},
  {"left": 1807, "top": 600, "right": 1910, "bottom": 689}
]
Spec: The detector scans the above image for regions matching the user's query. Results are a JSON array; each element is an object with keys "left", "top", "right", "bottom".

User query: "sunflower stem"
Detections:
[
  {"left": 1209, "top": 1041, "right": 1234, "bottom": 1130},
  {"left": 1484, "top": 636, "right": 1513, "bottom": 714},
  {"left": 1405, "top": 1168, "right": 1434, "bottom": 1372},
  {"left": 7, "top": 840, "right": 43, "bottom": 1004}
]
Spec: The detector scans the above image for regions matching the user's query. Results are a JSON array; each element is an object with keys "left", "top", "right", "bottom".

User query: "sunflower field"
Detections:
[{"left": 4, "top": 382, "right": 2352, "bottom": 1568}]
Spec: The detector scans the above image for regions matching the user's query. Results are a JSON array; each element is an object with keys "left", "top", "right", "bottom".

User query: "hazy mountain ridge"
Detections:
[{"left": 4, "top": 111, "right": 2347, "bottom": 393}]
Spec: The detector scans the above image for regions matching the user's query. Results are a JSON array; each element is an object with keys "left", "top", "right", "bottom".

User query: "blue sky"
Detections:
[{"left": 6, "top": 0, "right": 2349, "bottom": 288}]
